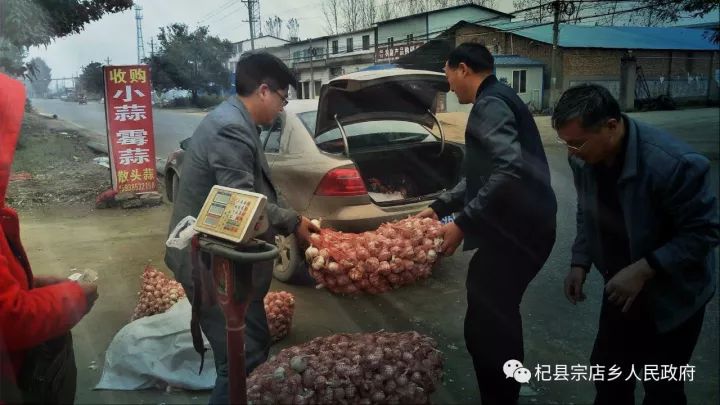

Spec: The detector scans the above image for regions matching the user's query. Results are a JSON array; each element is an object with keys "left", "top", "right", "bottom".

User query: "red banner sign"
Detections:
[{"left": 103, "top": 65, "right": 157, "bottom": 193}]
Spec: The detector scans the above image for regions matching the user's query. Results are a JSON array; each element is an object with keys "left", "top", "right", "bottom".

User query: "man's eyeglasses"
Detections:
[
  {"left": 274, "top": 90, "right": 289, "bottom": 107},
  {"left": 556, "top": 136, "right": 587, "bottom": 152}
]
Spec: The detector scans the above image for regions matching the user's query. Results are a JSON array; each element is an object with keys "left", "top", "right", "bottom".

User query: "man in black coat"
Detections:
[{"left": 419, "top": 43, "right": 557, "bottom": 404}]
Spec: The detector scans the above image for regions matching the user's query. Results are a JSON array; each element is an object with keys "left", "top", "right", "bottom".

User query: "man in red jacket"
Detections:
[{"left": 0, "top": 73, "right": 99, "bottom": 403}]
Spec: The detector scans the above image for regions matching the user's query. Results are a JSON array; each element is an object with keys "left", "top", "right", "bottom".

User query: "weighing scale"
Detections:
[{"left": 192, "top": 186, "right": 279, "bottom": 404}]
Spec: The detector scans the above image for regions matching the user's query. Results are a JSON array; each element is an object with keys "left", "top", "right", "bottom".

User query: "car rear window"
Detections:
[{"left": 297, "top": 111, "right": 433, "bottom": 153}]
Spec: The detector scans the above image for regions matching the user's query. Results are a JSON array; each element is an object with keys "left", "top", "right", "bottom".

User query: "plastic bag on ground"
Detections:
[{"left": 95, "top": 298, "right": 216, "bottom": 391}]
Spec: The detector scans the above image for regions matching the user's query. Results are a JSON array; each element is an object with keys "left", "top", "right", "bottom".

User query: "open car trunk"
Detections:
[{"left": 350, "top": 142, "right": 464, "bottom": 206}]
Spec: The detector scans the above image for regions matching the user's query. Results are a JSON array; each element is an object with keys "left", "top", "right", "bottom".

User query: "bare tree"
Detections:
[
  {"left": 512, "top": 0, "right": 551, "bottom": 23},
  {"left": 360, "top": 0, "right": 378, "bottom": 29},
  {"left": 322, "top": 0, "right": 341, "bottom": 34},
  {"left": 378, "top": 0, "right": 396, "bottom": 21},
  {"left": 446, "top": 0, "right": 497, "bottom": 8},
  {"left": 341, "top": 0, "right": 363, "bottom": 32},
  {"left": 286, "top": 18, "right": 300, "bottom": 40},
  {"left": 264, "top": 15, "right": 283, "bottom": 38},
  {"left": 404, "top": 0, "right": 431, "bottom": 15}
]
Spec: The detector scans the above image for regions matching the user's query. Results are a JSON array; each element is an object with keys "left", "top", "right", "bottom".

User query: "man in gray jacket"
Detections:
[
  {"left": 165, "top": 52, "right": 318, "bottom": 404},
  {"left": 555, "top": 84, "right": 718, "bottom": 405}
]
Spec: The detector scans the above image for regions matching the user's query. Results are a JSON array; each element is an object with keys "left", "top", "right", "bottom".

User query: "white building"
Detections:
[
  {"left": 225, "top": 35, "right": 290, "bottom": 71},
  {"left": 222, "top": 4, "right": 514, "bottom": 99}
]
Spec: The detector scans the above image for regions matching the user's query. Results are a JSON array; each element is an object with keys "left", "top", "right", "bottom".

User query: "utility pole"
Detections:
[
  {"left": 548, "top": 1, "right": 575, "bottom": 108},
  {"left": 549, "top": 1, "right": 561, "bottom": 108},
  {"left": 135, "top": 4, "right": 146, "bottom": 63},
  {"left": 149, "top": 38, "right": 155, "bottom": 58},
  {"left": 309, "top": 46, "right": 315, "bottom": 98},
  {"left": 105, "top": 57, "right": 112, "bottom": 65},
  {"left": 242, "top": 0, "right": 261, "bottom": 50}
]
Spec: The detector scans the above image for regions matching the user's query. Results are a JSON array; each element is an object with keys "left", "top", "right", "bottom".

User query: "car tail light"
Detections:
[{"left": 315, "top": 168, "right": 367, "bottom": 197}]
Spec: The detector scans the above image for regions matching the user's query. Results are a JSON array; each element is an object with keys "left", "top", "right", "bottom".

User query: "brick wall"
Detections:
[{"left": 454, "top": 25, "right": 719, "bottom": 106}]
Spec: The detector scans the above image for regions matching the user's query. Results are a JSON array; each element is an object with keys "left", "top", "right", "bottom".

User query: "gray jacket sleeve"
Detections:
[
  {"left": 568, "top": 156, "right": 593, "bottom": 269},
  {"left": 451, "top": 96, "right": 523, "bottom": 233},
  {"left": 209, "top": 124, "right": 300, "bottom": 236},
  {"left": 650, "top": 153, "right": 719, "bottom": 274}
]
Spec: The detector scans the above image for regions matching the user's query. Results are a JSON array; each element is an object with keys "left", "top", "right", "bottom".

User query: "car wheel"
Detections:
[
  {"left": 273, "top": 234, "right": 315, "bottom": 285},
  {"left": 171, "top": 173, "right": 179, "bottom": 203}
]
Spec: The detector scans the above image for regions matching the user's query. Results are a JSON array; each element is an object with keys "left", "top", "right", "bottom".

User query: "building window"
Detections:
[
  {"left": 332, "top": 40, "right": 338, "bottom": 54},
  {"left": 303, "top": 82, "right": 310, "bottom": 99},
  {"left": 297, "top": 83, "right": 303, "bottom": 99},
  {"left": 347, "top": 38, "right": 353, "bottom": 53},
  {"left": 388, "top": 37, "right": 394, "bottom": 47},
  {"left": 407, "top": 34, "right": 413, "bottom": 44},
  {"left": 512, "top": 70, "right": 527, "bottom": 94},
  {"left": 362, "top": 35, "right": 370, "bottom": 50},
  {"left": 314, "top": 81, "right": 322, "bottom": 98}
]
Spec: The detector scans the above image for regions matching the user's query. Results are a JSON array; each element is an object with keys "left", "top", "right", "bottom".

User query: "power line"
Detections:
[{"left": 197, "top": 0, "right": 238, "bottom": 24}]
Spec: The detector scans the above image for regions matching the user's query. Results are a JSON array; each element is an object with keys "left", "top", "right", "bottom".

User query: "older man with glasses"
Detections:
[{"left": 553, "top": 83, "right": 718, "bottom": 405}]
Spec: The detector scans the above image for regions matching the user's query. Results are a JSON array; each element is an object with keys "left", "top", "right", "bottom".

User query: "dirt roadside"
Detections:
[
  {"left": 8, "top": 113, "right": 201, "bottom": 403},
  {"left": 7, "top": 113, "right": 111, "bottom": 209}
]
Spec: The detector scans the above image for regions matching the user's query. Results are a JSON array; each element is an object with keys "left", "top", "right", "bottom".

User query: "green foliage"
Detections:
[
  {"left": 1, "top": 0, "right": 134, "bottom": 49},
  {"left": 0, "top": 0, "right": 133, "bottom": 73},
  {"left": 0, "top": 39, "right": 27, "bottom": 76},
  {"left": 79, "top": 62, "right": 105, "bottom": 96},
  {"left": 147, "top": 23, "right": 233, "bottom": 106},
  {"left": 28, "top": 57, "right": 52, "bottom": 96}
]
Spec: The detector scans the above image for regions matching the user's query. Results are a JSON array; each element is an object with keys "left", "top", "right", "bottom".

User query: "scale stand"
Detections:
[
  {"left": 196, "top": 236, "right": 277, "bottom": 404},
  {"left": 191, "top": 186, "right": 279, "bottom": 404}
]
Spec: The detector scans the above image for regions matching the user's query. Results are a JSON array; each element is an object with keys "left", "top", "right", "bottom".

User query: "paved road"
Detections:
[
  {"left": 29, "top": 98, "right": 719, "bottom": 404},
  {"left": 31, "top": 98, "right": 205, "bottom": 172}
]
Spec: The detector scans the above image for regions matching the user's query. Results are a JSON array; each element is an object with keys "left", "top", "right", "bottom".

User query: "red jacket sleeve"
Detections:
[{"left": 0, "top": 251, "right": 88, "bottom": 350}]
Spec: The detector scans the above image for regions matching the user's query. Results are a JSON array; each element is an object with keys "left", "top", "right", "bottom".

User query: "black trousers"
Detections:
[
  {"left": 591, "top": 294, "right": 706, "bottom": 405},
  {"left": 464, "top": 229, "right": 555, "bottom": 405}
]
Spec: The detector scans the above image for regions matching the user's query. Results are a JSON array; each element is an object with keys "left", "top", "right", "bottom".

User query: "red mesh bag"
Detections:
[
  {"left": 304, "top": 217, "right": 443, "bottom": 295},
  {"left": 265, "top": 291, "right": 295, "bottom": 342},
  {"left": 131, "top": 265, "right": 186, "bottom": 320}
]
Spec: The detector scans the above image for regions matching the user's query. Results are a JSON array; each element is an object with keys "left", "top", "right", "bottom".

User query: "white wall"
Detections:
[
  {"left": 378, "top": 16, "right": 426, "bottom": 45},
  {"left": 495, "top": 66, "right": 544, "bottom": 109},
  {"left": 377, "top": 5, "right": 512, "bottom": 43},
  {"left": 328, "top": 29, "right": 375, "bottom": 58},
  {"left": 428, "top": 7, "right": 509, "bottom": 38}
]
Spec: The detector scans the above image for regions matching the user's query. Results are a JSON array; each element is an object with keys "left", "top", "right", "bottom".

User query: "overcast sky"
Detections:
[
  {"left": 27, "top": 0, "right": 518, "bottom": 79},
  {"left": 25, "top": 0, "right": 717, "bottom": 80}
]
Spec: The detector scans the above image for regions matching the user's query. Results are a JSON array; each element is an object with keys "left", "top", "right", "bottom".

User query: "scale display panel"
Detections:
[{"left": 194, "top": 186, "right": 269, "bottom": 244}]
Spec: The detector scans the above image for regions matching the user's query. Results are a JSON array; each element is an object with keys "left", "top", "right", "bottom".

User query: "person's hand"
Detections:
[
  {"left": 33, "top": 276, "right": 68, "bottom": 288},
  {"left": 415, "top": 208, "right": 439, "bottom": 220},
  {"left": 605, "top": 259, "right": 655, "bottom": 313},
  {"left": 294, "top": 216, "right": 321, "bottom": 247},
  {"left": 564, "top": 266, "right": 588, "bottom": 305},
  {"left": 439, "top": 222, "right": 464, "bottom": 256},
  {"left": 78, "top": 283, "right": 99, "bottom": 314}
]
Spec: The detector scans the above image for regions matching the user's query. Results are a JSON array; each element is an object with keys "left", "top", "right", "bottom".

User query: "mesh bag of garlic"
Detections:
[
  {"left": 131, "top": 265, "right": 186, "bottom": 321},
  {"left": 305, "top": 217, "right": 443, "bottom": 294},
  {"left": 247, "top": 331, "right": 443, "bottom": 404},
  {"left": 265, "top": 291, "right": 295, "bottom": 342}
]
